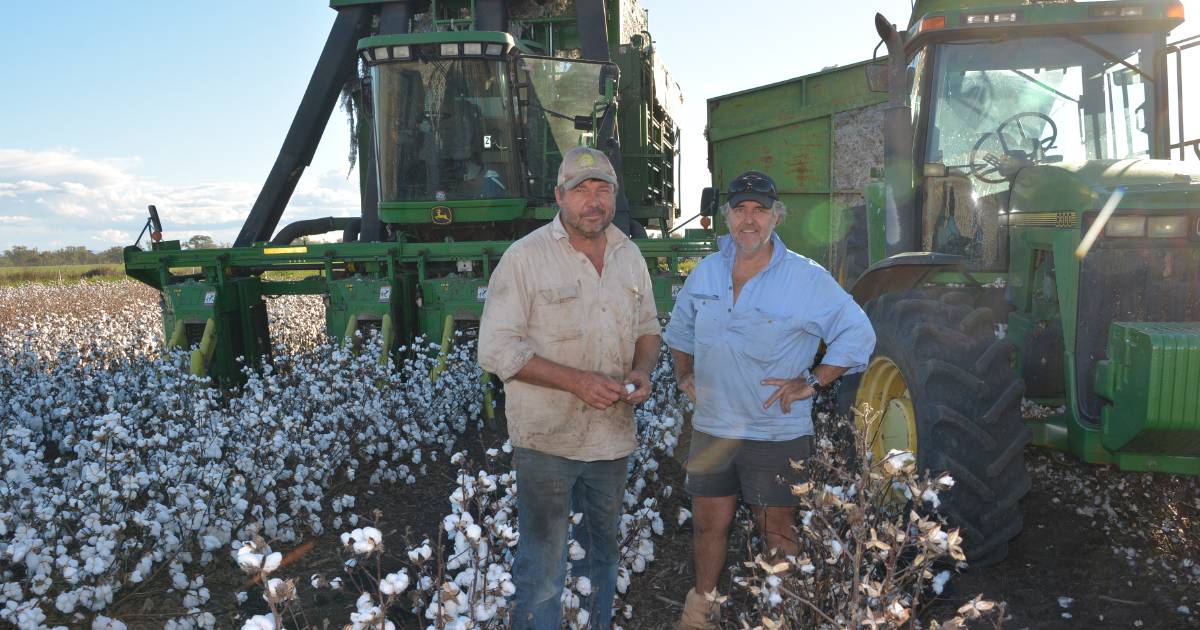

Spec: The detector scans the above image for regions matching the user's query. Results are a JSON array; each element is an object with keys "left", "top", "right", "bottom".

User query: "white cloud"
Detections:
[
  {"left": 0, "top": 148, "right": 360, "bottom": 250},
  {"left": 93, "top": 229, "right": 131, "bottom": 244},
  {"left": 0, "top": 149, "right": 132, "bottom": 186}
]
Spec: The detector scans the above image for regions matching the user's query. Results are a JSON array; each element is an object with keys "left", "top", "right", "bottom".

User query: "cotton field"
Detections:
[
  {"left": 0, "top": 281, "right": 686, "bottom": 629},
  {"left": 18, "top": 281, "right": 1189, "bottom": 629}
]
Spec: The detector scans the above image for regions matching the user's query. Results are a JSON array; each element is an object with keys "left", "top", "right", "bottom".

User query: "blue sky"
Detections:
[{"left": 1, "top": 0, "right": 1196, "bottom": 251}]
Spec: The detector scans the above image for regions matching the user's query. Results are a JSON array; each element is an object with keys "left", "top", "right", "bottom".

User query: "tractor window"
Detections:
[
  {"left": 921, "top": 33, "right": 1157, "bottom": 268},
  {"left": 518, "top": 57, "right": 611, "bottom": 200},
  {"left": 1167, "top": 34, "right": 1200, "bottom": 161},
  {"left": 927, "top": 33, "right": 1157, "bottom": 194},
  {"left": 373, "top": 58, "right": 520, "bottom": 202}
]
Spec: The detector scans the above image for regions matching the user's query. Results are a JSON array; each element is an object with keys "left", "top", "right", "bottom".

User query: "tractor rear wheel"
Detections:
[{"left": 840, "top": 288, "right": 1031, "bottom": 565}]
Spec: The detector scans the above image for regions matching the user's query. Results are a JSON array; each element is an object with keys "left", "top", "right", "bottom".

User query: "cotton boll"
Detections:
[
  {"left": 240, "top": 614, "right": 275, "bottom": 630},
  {"left": 380, "top": 570, "right": 410, "bottom": 596},
  {"left": 932, "top": 570, "right": 952, "bottom": 595},
  {"left": 575, "top": 576, "right": 593, "bottom": 596}
]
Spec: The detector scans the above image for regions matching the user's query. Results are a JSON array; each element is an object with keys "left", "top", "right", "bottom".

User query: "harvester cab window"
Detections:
[
  {"left": 921, "top": 32, "right": 1157, "bottom": 268},
  {"left": 372, "top": 57, "right": 519, "bottom": 202},
  {"left": 519, "top": 57, "right": 613, "bottom": 200}
]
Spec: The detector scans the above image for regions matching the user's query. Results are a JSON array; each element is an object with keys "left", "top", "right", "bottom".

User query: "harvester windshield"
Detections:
[
  {"left": 373, "top": 58, "right": 520, "bottom": 202},
  {"left": 519, "top": 57, "right": 613, "bottom": 199},
  {"left": 927, "top": 32, "right": 1158, "bottom": 193}
]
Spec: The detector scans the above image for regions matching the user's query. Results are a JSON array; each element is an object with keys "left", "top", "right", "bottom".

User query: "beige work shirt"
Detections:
[{"left": 477, "top": 214, "right": 661, "bottom": 461}]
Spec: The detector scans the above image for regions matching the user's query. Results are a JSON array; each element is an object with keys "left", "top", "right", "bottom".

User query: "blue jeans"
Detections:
[{"left": 511, "top": 448, "right": 629, "bottom": 629}]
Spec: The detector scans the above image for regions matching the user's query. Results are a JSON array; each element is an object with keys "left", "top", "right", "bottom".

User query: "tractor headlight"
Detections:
[
  {"left": 1104, "top": 216, "right": 1145, "bottom": 237},
  {"left": 1147, "top": 216, "right": 1189, "bottom": 238}
]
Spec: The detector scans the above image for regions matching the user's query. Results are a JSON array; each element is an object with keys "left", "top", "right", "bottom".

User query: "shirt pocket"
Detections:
[
  {"left": 616, "top": 285, "right": 644, "bottom": 341},
  {"left": 534, "top": 284, "right": 584, "bottom": 342},
  {"left": 741, "top": 307, "right": 795, "bottom": 362},
  {"left": 690, "top": 292, "right": 723, "bottom": 347}
]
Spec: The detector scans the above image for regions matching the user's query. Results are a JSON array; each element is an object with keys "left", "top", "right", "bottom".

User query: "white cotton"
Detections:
[{"left": 932, "top": 570, "right": 952, "bottom": 595}]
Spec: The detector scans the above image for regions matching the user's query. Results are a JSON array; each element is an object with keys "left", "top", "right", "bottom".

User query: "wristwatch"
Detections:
[{"left": 802, "top": 370, "right": 821, "bottom": 389}]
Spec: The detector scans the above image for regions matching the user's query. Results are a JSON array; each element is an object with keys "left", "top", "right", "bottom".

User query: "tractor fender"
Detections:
[{"left": 847, "top": 252, "right": 966, "bottom": 306}]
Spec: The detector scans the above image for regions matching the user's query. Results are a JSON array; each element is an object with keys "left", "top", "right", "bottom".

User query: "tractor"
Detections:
[
  {"left": 705, "top": 0, "right": 1199, "bottom": 563},
  {"left": 124, "top": 0, "right": 714, "bottom": 387}
]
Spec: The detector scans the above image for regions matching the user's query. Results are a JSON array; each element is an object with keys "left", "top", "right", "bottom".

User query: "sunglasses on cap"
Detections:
[{"left": 728, "top": 173, "right": 777, "bottom": 196}]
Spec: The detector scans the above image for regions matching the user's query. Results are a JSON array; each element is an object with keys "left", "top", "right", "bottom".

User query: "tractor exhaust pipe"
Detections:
[{"left": 875, "top": 13, "right": 918, "bottom": 256}]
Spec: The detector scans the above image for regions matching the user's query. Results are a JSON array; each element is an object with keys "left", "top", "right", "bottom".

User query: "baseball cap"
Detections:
[
  {"left": 557, "top": 146, "right": 618, "bottom": 190},
  {"left": 727, "top": 171, "right": 779, "bottom": 209}
]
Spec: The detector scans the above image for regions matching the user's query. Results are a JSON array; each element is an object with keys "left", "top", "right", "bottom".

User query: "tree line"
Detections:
[{"left": 1, "top": 235, "right": 220, "bottom": 267}]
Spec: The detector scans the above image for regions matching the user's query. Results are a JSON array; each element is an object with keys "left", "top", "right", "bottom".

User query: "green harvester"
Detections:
[{"left": 124, "top": 0, "right": 714, "bottom": 390}]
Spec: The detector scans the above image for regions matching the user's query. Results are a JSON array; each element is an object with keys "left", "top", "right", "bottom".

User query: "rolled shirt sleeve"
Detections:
[
  {"left": 805, "top": 271, "right": 876, "bottom": 374},
  {"left": 477, "top": 251, "right": 535, "bottom": 382}
]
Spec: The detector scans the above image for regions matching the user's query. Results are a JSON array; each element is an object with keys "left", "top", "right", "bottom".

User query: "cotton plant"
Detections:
[
  {"left": 0, "top": 282, "right": 697, "bottom": 628},
  {"left": 722, "top": 405, "right": 1006, "bottom": 629},
  {"left": 0, "top": 283, "right": 487, "bottom": 626}
]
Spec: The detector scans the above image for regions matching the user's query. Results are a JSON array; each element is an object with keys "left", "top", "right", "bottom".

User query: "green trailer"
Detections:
[
  {"left": 706, "top": 0, "right": 1199, "bottom": 563},
  {"left": 124, "top": 0, "right": 714, "bottom": 387}
]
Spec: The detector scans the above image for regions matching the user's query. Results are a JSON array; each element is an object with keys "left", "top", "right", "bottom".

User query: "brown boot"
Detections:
[{"left": 677, "top": 588, "right": 721, "bottom": 629}]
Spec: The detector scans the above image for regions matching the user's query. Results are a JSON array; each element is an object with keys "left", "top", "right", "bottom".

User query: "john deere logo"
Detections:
[
  {"left": 431, "top": 206, "right": 454, "bottom": 225},
  {"left": 577, "top": 153, "right": 596, "bottom": 167}
]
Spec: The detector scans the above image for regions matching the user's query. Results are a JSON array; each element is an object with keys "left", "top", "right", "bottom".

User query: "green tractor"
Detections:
[
  {"left": 706, "top": 0, "right": 1199, "bottom": 563},
  {"left": 124, "top": 0, "right": 713, "bottom": 386}
]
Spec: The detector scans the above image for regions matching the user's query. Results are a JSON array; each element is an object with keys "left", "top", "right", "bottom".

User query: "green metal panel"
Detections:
[
  {"left": 379, "top": 199, "right": 527, "bottom": 224},
  {"left": 706, "top": 60, "right": 887, "bottom": 268},
  {"left": 325, "top": 277, "right": 401, "bottom": 343},
  {"left": 1096, "top": 322, "right": 1200, "bottom": 453},
  {"left": 162, "top": 278, "right": 268, "bottom": 386}
]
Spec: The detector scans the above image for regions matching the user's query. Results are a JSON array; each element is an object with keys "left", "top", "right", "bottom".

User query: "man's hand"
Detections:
[
  {"left": 623, "top": 369, "right": 653, "bottom": 405},
  {"left": 761, "top": 376, "right": 815, "bottom": 414},
  {"left": 571, "top": 371, "right": 627, "bottom": 410},
  {"left": 677, "top": 372, "right": 697, "bottom": 402}
]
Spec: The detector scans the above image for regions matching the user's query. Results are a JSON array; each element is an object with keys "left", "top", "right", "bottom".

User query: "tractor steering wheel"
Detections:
[{"left": 968, "top": 111, "right": 1059, "bottom": 184}]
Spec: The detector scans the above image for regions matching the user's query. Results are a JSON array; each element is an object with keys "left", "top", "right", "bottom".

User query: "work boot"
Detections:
[{"left": 677, "top": 588, "right": 721, "bottom": 630}]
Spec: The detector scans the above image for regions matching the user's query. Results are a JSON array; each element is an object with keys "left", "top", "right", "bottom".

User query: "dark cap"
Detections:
[{"left": 727, "top": 170, "right": 779, "bottom": 209}]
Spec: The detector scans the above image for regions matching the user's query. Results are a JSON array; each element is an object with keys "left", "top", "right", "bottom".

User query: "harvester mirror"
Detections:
[
  {"left": 574, "top": 115, "right": 594, "bottom": 131},
  {"left": 148, "top": 205, "right": 163, "bottom": 234},
  {"left": 699, "top": 187, "right": 718, "bottom": 217}
]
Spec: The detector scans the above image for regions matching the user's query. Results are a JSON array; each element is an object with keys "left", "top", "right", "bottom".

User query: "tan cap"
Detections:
[{"left": 556, "top": 146, "right": 618, "bottom": 191}]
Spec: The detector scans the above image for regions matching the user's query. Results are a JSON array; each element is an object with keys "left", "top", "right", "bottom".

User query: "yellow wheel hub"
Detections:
[{"left": 854, "top": 356, "right": 918, "bottom": 462}]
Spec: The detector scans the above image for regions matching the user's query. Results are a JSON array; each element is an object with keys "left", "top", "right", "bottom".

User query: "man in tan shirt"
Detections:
[{"left": 478, "top": 146, "right": 661, "bottom": 629}]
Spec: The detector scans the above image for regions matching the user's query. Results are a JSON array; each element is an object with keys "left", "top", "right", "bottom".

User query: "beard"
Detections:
[
  {"left": 563, "top": 207, "right": 614, "bottom": 238},
  {"left": 733, "top": 230, "right": 772, "bottom": 255}
]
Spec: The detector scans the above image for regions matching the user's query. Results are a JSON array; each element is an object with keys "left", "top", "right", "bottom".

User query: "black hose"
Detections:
[{"left": 269, "top": 217, "right": 359, "bottom": 246}]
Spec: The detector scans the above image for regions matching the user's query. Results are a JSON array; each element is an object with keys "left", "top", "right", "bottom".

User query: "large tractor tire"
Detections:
[{"left": 840, "top": 288, "right": 1031, "bottom": 565}]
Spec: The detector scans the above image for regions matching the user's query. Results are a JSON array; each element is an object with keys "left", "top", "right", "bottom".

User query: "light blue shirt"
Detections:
[{"left": 664, "top": 233, "right": 875, "bottom": 441}]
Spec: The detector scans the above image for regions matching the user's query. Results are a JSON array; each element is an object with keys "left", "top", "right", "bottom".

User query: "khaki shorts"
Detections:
[{"left": 684, "top": 430, "right": 812, "bottom": 506}]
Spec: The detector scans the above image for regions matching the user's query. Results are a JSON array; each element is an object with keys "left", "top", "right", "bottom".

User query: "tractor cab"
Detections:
[
  {"left": 360, "top": 31, "right": 618, "bottom": 241},
  {"left": 902, "top": 2, "right": 1180, "bottom": 270}
]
